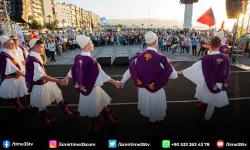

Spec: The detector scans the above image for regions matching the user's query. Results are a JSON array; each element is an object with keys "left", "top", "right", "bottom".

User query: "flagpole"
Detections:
[{"left": 231, "top": 19, "right": 239, "bottom": 62}]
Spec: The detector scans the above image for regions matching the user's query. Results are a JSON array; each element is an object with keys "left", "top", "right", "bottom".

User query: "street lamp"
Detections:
[{"left": 47, "top": 15, "right": 51, "bottom": 24}]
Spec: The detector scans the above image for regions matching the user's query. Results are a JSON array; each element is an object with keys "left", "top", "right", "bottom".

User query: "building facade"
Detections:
[
  {"left": 31, "top": 0, "right": 44, "bottom": 25},
  {"left": 42, "top": 0, "right": 102, "bottom": 29},
  {"left": 41, "top": 0, "right": 54, "bottom": 24},
  {"left": 55, "top": 2, "right": 72, "bottom": 28}
]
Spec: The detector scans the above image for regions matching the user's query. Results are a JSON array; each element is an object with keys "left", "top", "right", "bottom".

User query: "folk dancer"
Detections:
[
  {"left": 25, "top": 39, "right": 77, "bottom": 126},
  {"left": 219, "top": 34, "right": 230, "bottom": 56},
  {"left": 178, "top": 36, "right": 230, "bottom": 123},
  {"left": 120, "top": 31, "right": 178, "bottom": 136},
  {"left": 64, "top": 35, "right": 121, "bottom": 133},
  {"left": 10, "top": 35, "right": 29, "bottom": 106},
  {"left": 0, "top": 36, "right": 25, "bottom": 112}
]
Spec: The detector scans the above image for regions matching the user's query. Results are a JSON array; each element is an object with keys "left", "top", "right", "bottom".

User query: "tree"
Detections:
[
  {"left": 28, "top": 19, "right": 43, "bottom": 30},
  {"left": 118, "top": 24, "right": 123, "bottom": 28},
  {"left": 44, "top": 19, "right": 59, "bottom": 32}
]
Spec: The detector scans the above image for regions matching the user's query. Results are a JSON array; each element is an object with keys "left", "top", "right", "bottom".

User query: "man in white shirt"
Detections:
[
  {"left": 25, "top": 39, "right": 77, "bottom": 126},
  {"left": 120, "top": 31, "right": 178, "bottom": 136},
  {"left": 10, "top": 35, "right": 29, "bottom": 105},
  {"left": 0, "top": 36, "right": 25, "bottom": 113},
  {"left": 64, "top": 35, "right": 121, "bottom": 133}
]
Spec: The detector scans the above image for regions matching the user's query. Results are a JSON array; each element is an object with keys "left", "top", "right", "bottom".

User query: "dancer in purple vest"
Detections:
[
  {"left": 178, "top": 36, "right": 230, "bottom": 123},
  {"left": 219, "top": 34, "right": 230, "bottom": 56},
  {"left": 10, "top": 35, "right": 29, "bottom": 105},
  {"left": 25, "top": 39, "right": 77, "bottom": 126},
  {"left": 0, "top": 36, "right": 25, "bottom": 112},
  {"left": 120, "top": 31, "right": 178, "bottom": 136},
  {"left": 63, "top": 35, "right": 121, "bottom": 133}
]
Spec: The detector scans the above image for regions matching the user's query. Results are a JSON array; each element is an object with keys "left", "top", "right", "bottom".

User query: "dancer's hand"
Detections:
[
  {"left": 114, "top": 81, "right": 122, "bottom": 89},
  {"left": 119, "top": 81, "right": 124, "bottom": 88},
  {"left": 177, "top": 71, "right": 183, "bottom": 75},
  {"left": 60, "top": 79, "right": 68, "bottom": 86}
]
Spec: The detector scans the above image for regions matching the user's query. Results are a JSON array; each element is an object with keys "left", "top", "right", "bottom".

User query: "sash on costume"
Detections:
[
  {"left": 129, "top": 50, "right": 173, "bottom": 93},
  {"left": 0, "top": 51, "right": 21, "bottom": 80},
  {"left": 201, "top": 53, "right": 230, "bottom": 93},
  {"left": 25, "top": 56, "right": 47, "bottom": 93},
  {"left": 71, "top": 54, "right": 99, "bottom": 96}
]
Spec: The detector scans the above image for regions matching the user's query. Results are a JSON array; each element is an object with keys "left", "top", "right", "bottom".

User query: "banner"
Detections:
[
  {"left": 14, "top": 24, "right": 25, "bottom": 46},
  {"left": 197, "top": 7, "right": 215, "bottom": 27},
  {"left": 68, "top": 26, "right": 72, "bottom": 36},
  {"left": 30, "top": 31, "right": 38, "bottom": 40}
]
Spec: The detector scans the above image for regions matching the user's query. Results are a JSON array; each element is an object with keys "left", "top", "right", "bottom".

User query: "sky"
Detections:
[{"left": 57, "top": 0, "right": 237, "bottom": 29}]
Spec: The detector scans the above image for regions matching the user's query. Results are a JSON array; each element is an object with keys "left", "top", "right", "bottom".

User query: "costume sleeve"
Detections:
[
  {"left": 121, "top": 69, "right": 131, "bottom": 83},
  {"left": 97, "top": 64, "right": 110, "bottom": 83},
  {"left": 122, "top": 57, "right": 137, "bottom": 83},
  {"left": 33, "top": 62, "right": 46, "bottom": 81},
  {"left": 67, "top": 70, "right": 72, "bottom": 78},
  {"left": 5, "top": 58, "right": 19, "bottom": 75},
  {"left": 169, "top": 66, "right": 178, "bottom": 79},
  {"left": 183, "top": 60, "right": 205, "bottom": 85}
]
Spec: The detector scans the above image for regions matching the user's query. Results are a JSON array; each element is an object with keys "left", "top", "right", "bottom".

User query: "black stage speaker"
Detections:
[
  {"left": 11, "top": 0, "right": 30, "bottom": 23},
  {"left": 226, "top": 0, "right": 246, "bottom": 19},
  {"left": 97, "top": 57, "right": 112, "bottom": 66},
  {"left": 113, "top": 57, "right": 129, "bottom": 66}
]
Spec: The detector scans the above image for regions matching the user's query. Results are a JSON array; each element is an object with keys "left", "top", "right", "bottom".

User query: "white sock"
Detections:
[{"left": 205, "top": 105, "right": 214, "bottom": 120}]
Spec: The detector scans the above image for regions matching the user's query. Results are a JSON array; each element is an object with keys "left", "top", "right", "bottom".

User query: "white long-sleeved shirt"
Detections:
[
  {"left": 121, "top": 47, "right": 178, "bottom": 83},
  {"left": 2, "top": 48, "right": 19, "bottom": 75},
  {"left": 48, "top": 43, "right": 55, "bottom": 52}
]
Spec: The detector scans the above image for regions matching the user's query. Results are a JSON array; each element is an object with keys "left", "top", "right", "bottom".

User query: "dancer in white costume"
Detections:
[
  {"left": 120, "top": 31, "right": 178, "bottom": 136},
  {"left": 64, "top": 35, "right": 121, "bottom": 133},
  {"left": 0, "top": 36, "right": 25, "bottom": 112},
  {"left": 10, "top": 35, "right": 29, "bottom": 105},
  {"left": 178, "top": 36, "right": 230, "bottom": 123},
  {"left": 25, "top": 39, "right": 77, "bottom": 126}
]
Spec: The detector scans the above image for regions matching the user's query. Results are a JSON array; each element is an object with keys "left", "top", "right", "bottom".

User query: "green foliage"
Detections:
[
  {"left": 28, "top": 19, "right": 43, "bottom": 30},
  {"left": 44, "top": 19, "right": 59, "bottom": 31}
]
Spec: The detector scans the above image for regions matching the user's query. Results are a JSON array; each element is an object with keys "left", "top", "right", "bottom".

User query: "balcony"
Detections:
[
  {"left": 33, "top": 9, "right": 42, "bottom": 14},
  {"left": 32, "top": 4, "right": 42, "bottom": 9},
  {"left": 33, "top": 0, "right": 41, "bottom": 5}
]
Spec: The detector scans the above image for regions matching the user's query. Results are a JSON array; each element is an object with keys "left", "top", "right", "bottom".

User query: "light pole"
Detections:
[
  {"left": 47, "top": 15, "right": 51, "bottom": 24},
  {"left": 62, "top": 19, "right": 65, "bottom": 33},
  {"left": 148, "top": 10, "right": 151, "bottom": 28}
]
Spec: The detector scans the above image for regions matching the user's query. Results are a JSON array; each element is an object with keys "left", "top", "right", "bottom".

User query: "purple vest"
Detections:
[
  {"left": 71, "top": 54, "right": 99, "bottom": 96},
  {"left": 201, "top": 53, "right": 230, "bottom": 93},
  {"left": 0, "top": 51, "right": 21, "bottom": 79},
  {"left": 25, "top": 55, "right": 47, "bottom": 93},
  {"left": 219, "top": 45, "right": 230, "bottom": 55},
  {"left": 129, "top": 50, "right": 173, "bottom": 93}
]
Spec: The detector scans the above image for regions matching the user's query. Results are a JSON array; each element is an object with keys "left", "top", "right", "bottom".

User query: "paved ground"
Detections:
[
  {"left": 46, "top": 45, "right": 250, "bottom": 71},
  {"left": 1, "top": 61, "right": 250, "bottom": 149}
]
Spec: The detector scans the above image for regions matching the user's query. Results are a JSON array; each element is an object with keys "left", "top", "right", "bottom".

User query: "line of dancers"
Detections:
[{"left": 0, "top": 31, "right": 230, "bottom": 136}]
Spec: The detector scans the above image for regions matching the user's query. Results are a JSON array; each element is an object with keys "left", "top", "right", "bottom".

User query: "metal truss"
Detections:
[
  {"left": 232, "top": 0, "right": 250, "bottom": 64},
  {"left": 0, "top": 0, "right": 16, "bottom": 36}
]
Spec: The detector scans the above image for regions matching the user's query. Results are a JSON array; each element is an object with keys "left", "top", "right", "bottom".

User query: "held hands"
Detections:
[
  {"left": 177, "top": 71, "right": 183, "bottom": 75},
  {"left": 58, "top": 78, "right": 69, "bottom": 86},
  {"left": 114, "top": 81, "right": 124, "bottom": 89}
]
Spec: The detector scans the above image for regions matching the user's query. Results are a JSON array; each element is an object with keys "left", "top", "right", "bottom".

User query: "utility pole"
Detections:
[{"left": 148, "top": 9, "right": 150, "bottom": 29}]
